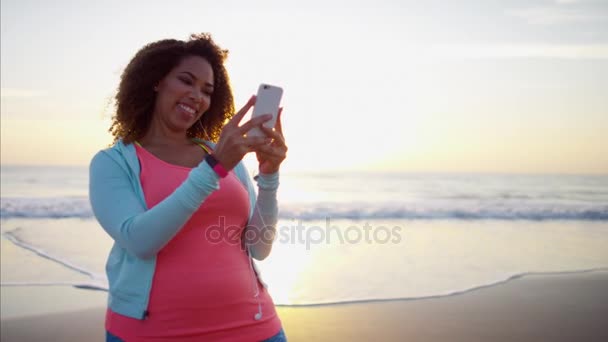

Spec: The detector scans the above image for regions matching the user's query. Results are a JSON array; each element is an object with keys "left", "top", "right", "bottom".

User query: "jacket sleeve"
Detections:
[
  {"left": 89, "top": 151, "right": 220, "bottom": 259},
  {"left": 245, "top": 172, "right": 280, "bottom": 260}
]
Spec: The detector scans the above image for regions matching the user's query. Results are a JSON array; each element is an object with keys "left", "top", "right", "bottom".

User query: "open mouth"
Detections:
[{"left": 177, "top": 103, "right": 196, "bottom": 118}]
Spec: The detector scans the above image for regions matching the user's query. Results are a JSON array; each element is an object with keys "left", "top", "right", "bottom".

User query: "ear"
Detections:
[{"left": 154, "top": 79, "right": 165, "bottom": 92}]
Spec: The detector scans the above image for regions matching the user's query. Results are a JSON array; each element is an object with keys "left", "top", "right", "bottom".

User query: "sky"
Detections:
[{"left": 1, "top": 0, "right": 607, "bottom": 174}]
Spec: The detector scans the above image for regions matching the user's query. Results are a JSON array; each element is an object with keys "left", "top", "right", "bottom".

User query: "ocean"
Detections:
[{"left": 2, "top": 165, "right": 608, "bottom": 309}]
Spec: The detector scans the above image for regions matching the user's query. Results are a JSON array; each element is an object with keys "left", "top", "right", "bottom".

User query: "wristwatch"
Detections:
[{"left": 205, "top": 154, "right": 228, "bottom": 178}]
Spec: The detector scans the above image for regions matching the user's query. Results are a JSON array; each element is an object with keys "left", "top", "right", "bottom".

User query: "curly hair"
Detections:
[{"left": 109, "top": 33, "right": 235, "bottom": 144}]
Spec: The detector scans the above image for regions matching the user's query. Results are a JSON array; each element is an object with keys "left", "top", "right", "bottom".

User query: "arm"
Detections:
[
  {"left": 245, "top": 172, "right": 279, "bottom": 260},
  {"left": 89, "top": 151, "right": 220, "bottom": 259}
]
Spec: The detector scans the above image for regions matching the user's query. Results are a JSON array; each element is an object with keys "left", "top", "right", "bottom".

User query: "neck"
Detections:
[{"left": 140, "top": 117, "right": 191, "bottom": 147}]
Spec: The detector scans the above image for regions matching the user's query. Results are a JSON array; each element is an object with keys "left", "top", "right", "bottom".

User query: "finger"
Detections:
[
  {"left": 228, "top": 95, "right": 256, "bottom": 127},
  {"left": 243, "top": 136, "right": 272, "bottom": 147},
  {"left": 254, "top": 144, "right": 286, "bottom": 158},
  {"left": 275, "top": 108, "right": 284, "bottom": 134},
  {"left": 259, "top": 124, "right": 285, "bottom": 144},
  {"left": 255, "top": 151, "right": 282, "bottom": 164},
  {"left": 239, "top": 113, "right": 273, "bottom": 134}
]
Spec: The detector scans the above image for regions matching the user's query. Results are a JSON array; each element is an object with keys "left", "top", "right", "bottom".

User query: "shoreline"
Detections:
[
  {"left": 273, "top": 267, "right": 608, "bottom": 307},
  {"left": 2, "top": 268, "right": 607, "bottom": 313},
  {"left": 2, "top": 271, "right": 608, "bottom": 341}
]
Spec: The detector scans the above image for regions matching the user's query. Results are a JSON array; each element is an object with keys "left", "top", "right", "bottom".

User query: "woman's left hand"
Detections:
[{"left": 254, "top": 108, "right": 288, "bottom": 174}]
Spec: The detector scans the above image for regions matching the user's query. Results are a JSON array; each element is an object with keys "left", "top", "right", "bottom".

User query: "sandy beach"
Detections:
[{"left": 2, "top": 271, "right": 607, "bottom": 342}]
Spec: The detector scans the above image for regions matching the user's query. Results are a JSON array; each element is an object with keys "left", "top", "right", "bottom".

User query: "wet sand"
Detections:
[{"left": 2, "top": 271, "right": 607, "bottom": 341}]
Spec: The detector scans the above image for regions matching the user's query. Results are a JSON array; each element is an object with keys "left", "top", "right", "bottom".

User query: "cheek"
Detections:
[
  {"left": 203, "top": 95, "right": 212, "bottom": 109},
  {"left": 153, "top": 94, "right": 177, "bottom": 119},
  {"left": 162, "top": 79, "right": 188, "bottom": 98},
  {"left": 157, "top": 83, "right": 183, "bottom": 107},
  {"left": 155, "top": 93, "right": 171, "bottom": 112},
  {"left": 168, "top": 80, "right": 188, "bottom": 97}
]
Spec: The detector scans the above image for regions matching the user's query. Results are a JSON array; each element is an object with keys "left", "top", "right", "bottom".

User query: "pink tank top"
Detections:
[{"left": 105, "top": 144, "right": 282, "bottom": 341}]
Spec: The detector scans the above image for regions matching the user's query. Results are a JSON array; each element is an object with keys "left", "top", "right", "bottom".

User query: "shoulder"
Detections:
[
  {"left": 89, "top": 150, "right": 121, "bottom": 180},
  {"left": 89, "top": 141, "right": 131, "bottom": 174},
  {"left": 90, "top": 148, "right": 115, "bottom": 168}
]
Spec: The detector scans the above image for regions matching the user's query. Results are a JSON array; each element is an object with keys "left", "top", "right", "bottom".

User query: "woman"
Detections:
[{"left": 89, "top": 33, "right": 288, "bottom": 341}]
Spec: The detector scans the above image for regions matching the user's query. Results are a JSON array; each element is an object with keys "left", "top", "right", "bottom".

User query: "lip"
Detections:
[
  {"left": 177, "top": 103, "right": 197, "bottom": 114},
  {"left": 177, "top": 103, "right": 196, "bottom": 120}
]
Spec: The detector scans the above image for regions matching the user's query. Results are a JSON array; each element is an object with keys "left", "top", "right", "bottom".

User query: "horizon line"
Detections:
[{"left": 1, "top": 163, "right": 606, "bottom": 177}]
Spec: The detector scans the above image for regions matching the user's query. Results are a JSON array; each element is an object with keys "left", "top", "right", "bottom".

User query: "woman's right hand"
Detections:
[{"left": 213, "top": 95, "right": 272, "bottom": 171}]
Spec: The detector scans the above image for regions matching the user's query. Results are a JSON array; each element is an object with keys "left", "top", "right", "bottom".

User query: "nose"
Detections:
[
  {"left": 189, "top": 89, "right": 204, "bottom": 103},
  {"left": 188, "top": 90, "right": 208, "bottom": 111}
]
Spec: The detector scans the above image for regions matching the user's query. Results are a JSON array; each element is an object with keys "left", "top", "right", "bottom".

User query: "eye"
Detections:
[{"left": 179, "top": 76, "right": 193, "bottom": 85}]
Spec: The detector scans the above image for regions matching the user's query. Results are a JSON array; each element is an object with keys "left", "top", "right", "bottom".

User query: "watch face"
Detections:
[{"left": 205, "top": 154, "right": 217, "bottom": 167}]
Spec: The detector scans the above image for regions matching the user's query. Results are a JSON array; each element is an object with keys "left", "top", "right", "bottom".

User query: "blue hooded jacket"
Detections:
[{"left": 89, "top": 139, "right": 277, "bottom": 319}]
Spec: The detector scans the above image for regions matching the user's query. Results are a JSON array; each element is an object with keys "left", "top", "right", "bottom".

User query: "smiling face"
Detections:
[{"left": 151, "top": 55, "right": 215, "bottom": 134}]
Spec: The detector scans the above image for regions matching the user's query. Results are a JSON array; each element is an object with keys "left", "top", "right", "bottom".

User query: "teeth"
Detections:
[{"left": 178, "top": 104, "right": 195, "bottom": 114}]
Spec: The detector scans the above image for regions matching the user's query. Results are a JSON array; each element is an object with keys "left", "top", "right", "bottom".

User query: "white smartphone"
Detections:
[{"left": 247, "top": 84, "right": 283, "bottom": 138}]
